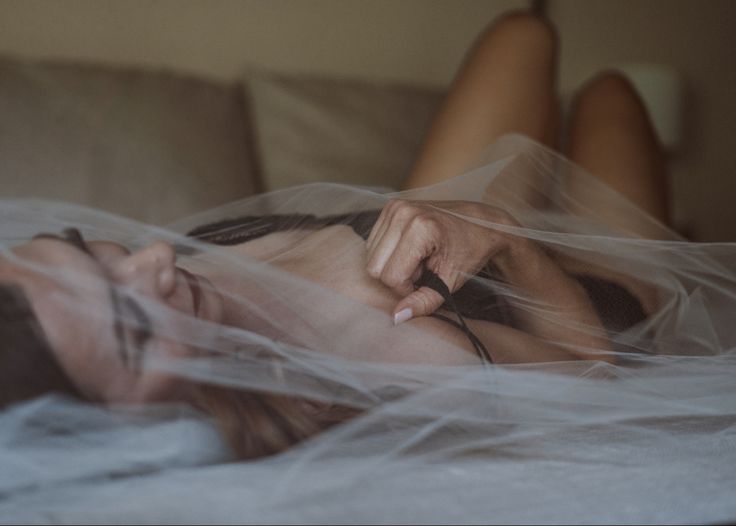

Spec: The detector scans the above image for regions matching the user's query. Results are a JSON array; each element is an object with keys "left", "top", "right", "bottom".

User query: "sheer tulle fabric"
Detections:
[{"left": 1, "top": 135, "right": 735, "bottom": 524}]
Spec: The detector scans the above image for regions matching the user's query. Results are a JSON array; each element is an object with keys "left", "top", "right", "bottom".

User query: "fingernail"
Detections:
[{"left": 394, "top": 308, "right": 413, "bottom": 325}]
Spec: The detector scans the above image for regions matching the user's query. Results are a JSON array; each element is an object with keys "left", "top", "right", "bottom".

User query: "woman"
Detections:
[{"left": 0, "top": 12, "right": 728, "bottom": 464}]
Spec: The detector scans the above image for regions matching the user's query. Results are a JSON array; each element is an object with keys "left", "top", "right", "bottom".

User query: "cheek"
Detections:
[
  {"left": 40, "top": 296, "right": 192, "bottom": 404},
  {"left": 32, "top": 291, "right": 123, "bottom": 401},
  {"left": 25, "top": 271, "right": 204, "bottom": 404},
  {"left": 102, "top": 335, "right": 198, "bottom": 404}
]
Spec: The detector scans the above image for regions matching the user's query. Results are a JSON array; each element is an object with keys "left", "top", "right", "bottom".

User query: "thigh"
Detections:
[
  {"left": 561, "top": 72, "right": 671, "bottom": 314},
  {"left": 566, "top": 71, "right": 670, "bottom": 228},
  {"left": 403, "top": 12, "right": 559, "bottom": 190}
]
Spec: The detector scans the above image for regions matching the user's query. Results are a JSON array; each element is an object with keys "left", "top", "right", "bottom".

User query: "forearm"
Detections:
[
  {"left": 470, "top": 319, "right": 603, "bottom": 364},
  {"left": 492, "top": 237, "right": 612, "bottom": 359}
]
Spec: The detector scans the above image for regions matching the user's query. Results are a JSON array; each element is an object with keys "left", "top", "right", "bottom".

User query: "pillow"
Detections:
[
  {"left": 0, "top": 57, "right": 259, "bottom": 224},
  {"left": 245, "top": 72, "right": 444, "bottom": 191}
]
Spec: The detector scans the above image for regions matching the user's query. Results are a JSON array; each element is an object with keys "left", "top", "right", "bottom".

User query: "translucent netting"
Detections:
[{"left": 1, "top": 135, "right": 735, "bottom": 524}]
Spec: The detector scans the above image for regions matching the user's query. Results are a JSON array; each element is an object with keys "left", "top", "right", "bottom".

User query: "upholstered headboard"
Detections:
[{"left": 0, "top": 55, "right": 450, "bottom": 224}]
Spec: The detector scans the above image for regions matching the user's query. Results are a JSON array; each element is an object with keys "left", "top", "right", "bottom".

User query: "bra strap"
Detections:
[{"left": 415, "top": 268, "right": 493, "bottom": 365}]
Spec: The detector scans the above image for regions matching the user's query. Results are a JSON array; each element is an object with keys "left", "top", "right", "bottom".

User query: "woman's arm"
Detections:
[
  {"left": 366, "top": 199, "right": 612, "bottom": 361},
  {"left": 462, "top": 318, "right": 609, "bottom": 364},
  {"left": 487, "top": 232, "right": 613, "bottom": 360}
]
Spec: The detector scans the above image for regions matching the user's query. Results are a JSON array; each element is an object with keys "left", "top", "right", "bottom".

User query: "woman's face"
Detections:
[{"left": 0, "top": 232, "right": 224, "bottom": 404}]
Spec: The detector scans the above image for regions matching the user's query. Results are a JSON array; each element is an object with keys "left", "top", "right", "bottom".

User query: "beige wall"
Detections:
[
  {"left": 1, "top": 0, "right": 735, "bottom": 239},
  {"left": 0, "top": 0, "right": 524, "bottom": 85}
]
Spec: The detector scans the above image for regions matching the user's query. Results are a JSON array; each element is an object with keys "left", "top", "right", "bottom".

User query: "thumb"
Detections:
[{"left": 393, "top": 286, "right": 445, "bottom": 324}]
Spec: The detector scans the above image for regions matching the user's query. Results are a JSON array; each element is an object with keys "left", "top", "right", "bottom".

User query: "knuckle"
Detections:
[
  {"left": 492, "top": 208, "right": 521, "bottom": 227},
  {"left": 462, "top": 201, "right": 520, "bottom": 227},
  {"left": 386, "top": 198, "right": 407, "bottom": 213},
  {"left": 414, "top": 289, "right": 439, "bottom": 314},
  {"left": 460, "top": 201, "right": 486, "bottom": 215},
  {"left": 381, "top": 269, "right": 403, "bottom": 289},
  {"left": 410, "top": 213, "right": 441, "bottom": 235},
  {"left": 393, "top": 201, "right": 418, "bottom": 221},
  {"left": 382, "top": 267, "right": 414, "bottom": 294},
  {"left": 366, "top": 261, "right": 382, "bottom": 279}
]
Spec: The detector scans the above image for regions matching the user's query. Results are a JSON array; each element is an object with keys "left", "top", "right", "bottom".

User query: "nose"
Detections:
[{"left": 111, "top": 241, "right": 177, "bottom": 297}]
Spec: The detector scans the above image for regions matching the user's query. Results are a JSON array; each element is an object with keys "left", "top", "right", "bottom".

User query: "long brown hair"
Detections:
[
  {"left": 0, "top": 283, "right": 83, "bottom": 409},
  {"left": 193, "top": 384, "right": 361, "bottom": 460}
]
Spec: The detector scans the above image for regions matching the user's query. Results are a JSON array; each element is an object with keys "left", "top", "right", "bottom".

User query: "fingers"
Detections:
[
  {"left": 365, "top": 201, "right": 401, "bottom": 277},
  {"left": 393, "top": 286, "right": 445, "bottom": 324},
  {"left": 366, "top": 200, "right": 415, "bottom": 279},
  {"left": 367, "top": 199, "right": 456, "bottom": 321},
  {"left": 366, "top": 198, "right": 506, "bottom": 323},
  {"left": 378, "top": 227, "right": 435, "bottom": 295},
  {"left": 366, "top": 204, "right": 440, "bottom": 297},
  {"left": 366, "top": 199, "right": 401, "bottom": 252},
  {"left": 366, "top": 226, "right": 404, "bottom": 284}
]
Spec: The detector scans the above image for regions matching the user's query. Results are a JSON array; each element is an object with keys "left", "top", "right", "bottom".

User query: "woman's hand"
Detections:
[
  {"left": 366, "top": 198, "right": 613, "bottom": 360},
  {"left": 365, "top": 199, "right": 518, "bottom": 323}
]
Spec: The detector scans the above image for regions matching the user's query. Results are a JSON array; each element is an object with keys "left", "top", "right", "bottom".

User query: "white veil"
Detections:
[{"left": 1, "top": 135, "right": 735, "bottom": 524}]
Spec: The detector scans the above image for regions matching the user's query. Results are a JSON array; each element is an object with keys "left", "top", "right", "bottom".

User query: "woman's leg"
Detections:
[
  {"left": 566, "top": 72, "right": 670, "bottom": 226},
  {"left": 402, "top": 11, "right": 559, "bottom": 190},
  {"left": 561, "top": 72, "right": 670, "bottom": 314}
]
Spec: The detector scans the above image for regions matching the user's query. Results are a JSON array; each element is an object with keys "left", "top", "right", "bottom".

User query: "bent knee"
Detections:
[
  {"left": 479, "top": 11, "right": 558, "bottom": 52},
  {"left": 572, "top": 71, "right": 647, "bottom": 120}
]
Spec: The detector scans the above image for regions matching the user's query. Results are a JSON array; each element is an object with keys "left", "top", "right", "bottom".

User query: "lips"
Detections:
[{"left": 179, "top": 268, "right": 202, "bottom": 316}]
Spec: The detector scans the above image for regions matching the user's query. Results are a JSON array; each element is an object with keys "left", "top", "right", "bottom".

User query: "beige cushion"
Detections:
[
  {"left": 0, "top": 57, "right": 259, "bottom": 224},
  {"left": 245, "top": 72, "right": 444, "bottom": 191}
]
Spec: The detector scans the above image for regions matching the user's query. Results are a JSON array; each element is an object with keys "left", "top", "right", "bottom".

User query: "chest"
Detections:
[{"left": 228, "top": 226, "right": 482, "bottom": 365}]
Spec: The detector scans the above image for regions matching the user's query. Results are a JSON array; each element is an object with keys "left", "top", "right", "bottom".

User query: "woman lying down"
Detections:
[{"left": 1, "top": 13, "right": 733, "bottom": 463}]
